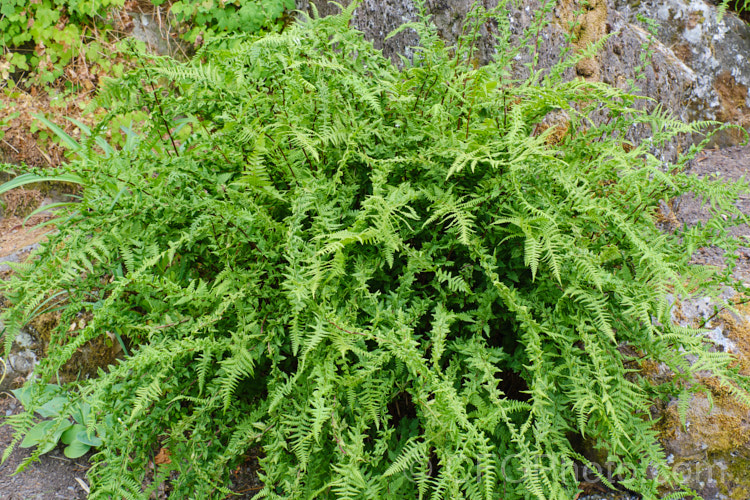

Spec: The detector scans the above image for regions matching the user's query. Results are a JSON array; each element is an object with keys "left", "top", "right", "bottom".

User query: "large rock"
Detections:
[
  {"left": 295, "top": 0, "right": 750, "bottom": 160},
  {"left": 0, "top": 309, "right": 124, "bottom": 394},
  {"left": 296, "top": 0, "right": 494, "bottom": 64},
  {"left": 613, "top": 0, "right": 750, "bottom": 148},
  {"left": 645, "top": 145, "right": 750, "bottom": 499},
  {"left": 657, "top": 383, "right": 750, "bottom": 500},
  {"left": 660, "top": 291, "right": 750, "bottom": 500}
]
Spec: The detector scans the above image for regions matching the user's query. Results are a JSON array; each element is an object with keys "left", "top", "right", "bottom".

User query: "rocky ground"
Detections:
[{"left": 0, "top": 391, "right": 263, "bottom": 498}]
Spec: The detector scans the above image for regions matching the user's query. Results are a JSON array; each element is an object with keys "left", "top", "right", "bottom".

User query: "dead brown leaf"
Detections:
[{"left": 154, "top": 447, "right": 172, "bottom": 465}]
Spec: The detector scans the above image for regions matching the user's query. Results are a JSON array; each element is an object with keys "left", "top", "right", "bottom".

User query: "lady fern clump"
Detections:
[{"left": 2, "top": 2, "right": 750, "bottom": 498}]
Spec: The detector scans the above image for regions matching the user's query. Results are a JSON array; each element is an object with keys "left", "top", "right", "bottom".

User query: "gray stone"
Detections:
[
  {"left": 8, "top": 350, "right": 37, "bottom": 375},
  {"left": 298, "top": 0, "right": 483, "bottom": 64},
  {"left": 13, "top": 331, "right": 34, "bottom": 349},
  {"left": 295, "top": 0, "right": 750, "bottom": 161},
  {"left": 0, "top": 242, "right": 41, "bottom": 272},
  {"left": 657, "top": 390, "right": 750, "bottom": 500},
  {"left": 0, "top": 324, "right": 43, "bottom": 393},
  {"left": 129, "top": 11, "right": 185, "bottom": 57},
  {"left": 613, "top": 0, "right": 750, "bottom": 149}
]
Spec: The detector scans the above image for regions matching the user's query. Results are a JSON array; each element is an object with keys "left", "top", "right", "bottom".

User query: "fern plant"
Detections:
[
  {"left": 2, "top": 2, "right": 750, "bottom": 498},
  {"left": 718, "top": 0, "right": 750, "bottom": 17}
]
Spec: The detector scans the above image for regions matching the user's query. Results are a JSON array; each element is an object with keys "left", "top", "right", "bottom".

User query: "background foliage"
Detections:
[
  {"left": 165, "top": 0, "right": 295, "bottom": 42},
  {"left": 2, "top": 1, "right": 750, "bottom": 499},
  {"left": 0, "top": 0, "right": 127, "bottom": 84},
  {"left": 0, "top": 0, "right": 293, "bottom": 85}
]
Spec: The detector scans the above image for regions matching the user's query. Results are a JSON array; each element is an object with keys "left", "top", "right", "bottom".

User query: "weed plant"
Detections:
[
  {"left": 165, "top": 0, "right": 295, "bottom": 43},
  {"left": 1, "top": 0, "right": 292, "bottom": 86},
  {"left": 0, "top": 0, "right": 127, "bottom": 85},
  {"left": 2, "top": 2, "right": 750, "bottom": 498}
]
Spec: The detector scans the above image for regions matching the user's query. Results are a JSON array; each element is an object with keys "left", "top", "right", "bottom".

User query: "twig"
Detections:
[
  {"left": 34, "top": 144, "right": 53, "bottom": 167},
  {"left": 2, "top": 139, "right": 19, "bottom": 154},
  {"left": 137, "top": 57, "right": 180, "bottom": 156},
  {"left": 327, "top": 320, "right": 383, "bottom": 342},
  {"left": 235, "top": 486, "right": 264, "bottom": 493},
  {"left": 699, "top": 296, "right": 750, "bottom": 328},
  {"left": 75, "top": 477, "right": 90, "bottom": 494},
  {"left": 153, "top": 318, "right": 191, "bottom": 330}
]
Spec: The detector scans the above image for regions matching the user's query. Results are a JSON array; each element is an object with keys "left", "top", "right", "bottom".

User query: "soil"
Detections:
[
  {"left": 0, "top": 383, "right": 262, "bottom": 499},
  {"left": 0, "top": 396, "right": 90, "bottom": 499},
  {"left": 0, "top": 214, "right": 55, "bottom": 258}
]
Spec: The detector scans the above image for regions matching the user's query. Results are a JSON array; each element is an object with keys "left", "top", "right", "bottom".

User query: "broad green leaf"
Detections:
[
  {"left": 0, "top": 173, "right": 84, "bottom": 196},
  {"left": 63, "top": 440, "right": 91, "bottom": 459},
  {"left": 20, "top": 421, "right": 55, "bottom": 448},
  {"left": 75, "top": 430, "right": 103, "bottom": 447},
  {"left": 36, "top": 396, "right": 69, "bottom": 418},
  {"left": 61, "top": 424, "right": 86, "bottom": 445}
]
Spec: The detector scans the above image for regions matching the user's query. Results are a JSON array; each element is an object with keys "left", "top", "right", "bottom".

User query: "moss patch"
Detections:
[{"left": 556, "top": 0, "right": 608, "bottom": 80}]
